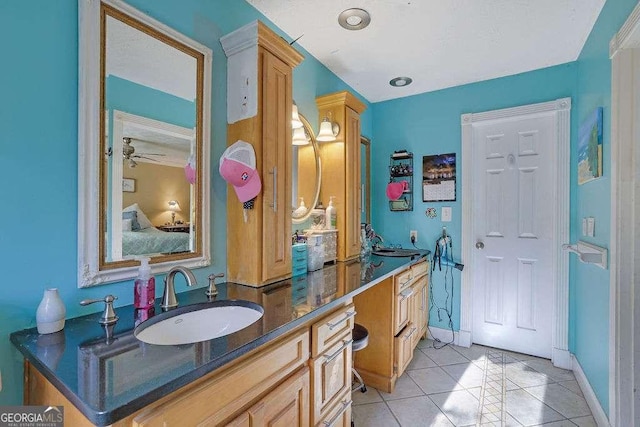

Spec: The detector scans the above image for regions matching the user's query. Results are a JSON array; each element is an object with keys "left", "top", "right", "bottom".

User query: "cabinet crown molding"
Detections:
[
  {"left": 316, "top": 90, "right": 367, "bottom": 114},
  {"left": 221, "top": 20, "right": 304, "bottom": 67}
]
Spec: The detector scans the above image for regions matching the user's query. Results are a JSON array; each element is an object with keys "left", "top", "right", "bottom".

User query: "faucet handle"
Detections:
[
  {"left": 206, "top": 273, "right": 224, "bottom": 298},
  {"left": 80, "top": 295, "right": 119, "bottom": 325}
]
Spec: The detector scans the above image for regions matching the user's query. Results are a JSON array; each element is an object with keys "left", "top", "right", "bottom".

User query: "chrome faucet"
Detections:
[{"left": 161, "top": 266, "right": 198, "bottom": 310}]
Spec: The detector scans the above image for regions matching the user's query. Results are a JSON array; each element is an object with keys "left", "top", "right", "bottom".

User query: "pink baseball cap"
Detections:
[
  {"left": 219, "top": 140, "right": 262, "bottom": 203},
  {"left": 386, "top": 181, "right": 408, "bottom": 200}
]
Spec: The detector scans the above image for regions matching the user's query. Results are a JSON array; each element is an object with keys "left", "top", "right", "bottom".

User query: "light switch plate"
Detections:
[
  {"left": 442, "top": 207, "right": 452, "bottom": 222},
  {"left": 587, "top": 217, "right": 595, "bottom": 237},
  {"left": 582, "top": 218, "right": 587, "bottom": 236}
]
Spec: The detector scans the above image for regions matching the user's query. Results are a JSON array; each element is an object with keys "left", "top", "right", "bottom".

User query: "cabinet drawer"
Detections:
[
  {"left": 394, "top": 323, "right": 416, "bottom": 378},
  {"left": 411, "top": 260, "right": 429, "bottom": 279},
  {"left": 312, "top": 304, "right": 356, "bottom": 357},
  {"left": 394, "top": 268, "right": 413, "bottom": 294},
  {"left": 133, "top": 329, "right": 309, "bottom": 426},
  {"left": 317, "top": 390, "right": 352, "bottom": 427},
  {"left": 311, "top": 334, "right": 352, "bottom": 425}
]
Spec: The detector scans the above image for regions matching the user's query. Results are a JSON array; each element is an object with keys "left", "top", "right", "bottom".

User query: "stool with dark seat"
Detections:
[{"left": 352, "top": 323, "right": 369, "bottom": 393}]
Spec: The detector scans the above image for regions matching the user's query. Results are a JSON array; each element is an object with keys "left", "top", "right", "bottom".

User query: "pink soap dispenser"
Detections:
[{"left": 134, "top": 257, "right": 155, "bottom": 309}]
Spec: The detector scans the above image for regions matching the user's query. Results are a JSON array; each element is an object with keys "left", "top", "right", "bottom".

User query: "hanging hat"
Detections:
[
  {"left": 386, "top": 182, "right": 404, "bottom": 200},
  {"left": 219, "top": 140, "right": 262, "bottom": 203}
]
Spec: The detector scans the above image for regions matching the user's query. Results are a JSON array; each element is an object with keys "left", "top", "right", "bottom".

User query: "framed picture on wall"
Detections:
[
  {"left": 577, "top": 107, "right": 603, "bottom": 185},
  {"left": 422, "top": 153, "right": 456, "bottom": 202},
  {"left": 122, "top": 178, "right": 136, "bottom": 193}
]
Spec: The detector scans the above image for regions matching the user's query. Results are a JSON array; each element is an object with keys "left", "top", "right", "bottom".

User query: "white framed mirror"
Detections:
[
  {"left": 78, "top": 0, "right": 212, "bottom": 287},
  {"left": 292, "top": 114, "right": 321, "bottom": 224}
]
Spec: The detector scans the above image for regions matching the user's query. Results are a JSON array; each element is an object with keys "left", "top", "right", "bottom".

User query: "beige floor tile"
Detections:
[
  {"left": 351, "top": 402, "right": 400, "bottom": 427},
  {"left": 429, "top": 389, "right": 480, "bottom": 426},
  {"left": 407, "top": 348, "right": 438, "bottom": 370},
  {"left": 525, "top": 384, "right": 591, "bottom": 419},
  {"left": 451, "top": 344, "right": 489, "bottom": 363},
  {"left": 506, "top": 412, "right": 523, "bottom": 426},
  {"left": 569, "top": 415, "right": 597, "bottom": 427},
  {"left": 408, "top": 367, "right": 463, "bottom": 395},
  {"left": 352, "top": 386, "right": 383, "bottom": 405},
  {"left": 506, "top": 389, "right": 564, "bottom": 426},
  {"left": 531, "top": 420, "right": 577, "bottom": 426},
  {"left": 379, "top": 374, "right": 424, "bottom": 401},
  {"left": 387, "top": 396, "right": 454, "bottom": 426},
  {"left": 506, "top": 361, "right": 553, "bottom": 388},
  {"left": 557, "top": 380, "right": 584, "bottom": 397},
  {"left": 467, "top": 387, "right": 482, "bottom": 400},
  {"left": 421, "top": 345, "right": 470, "bottom": 366},
  {"left": 442, "top": 362, "right": 485, "bottom": 389},
  {"left": 506, "top": 379, "right": 520, "bottom": 391},
  {"left": 417, "top": 338, "right": 437, "bottom": 349},
  {"left": 522, "top": 359, "right": 575, "bottom": 382}
]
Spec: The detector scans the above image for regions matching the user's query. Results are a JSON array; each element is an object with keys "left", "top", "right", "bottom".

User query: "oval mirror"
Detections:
[
  {"left": 78, "top": 0, "right": 212, "bottom": 287},
  {"left": 292, "top": 114, "right": 321, "bottom": 224}
]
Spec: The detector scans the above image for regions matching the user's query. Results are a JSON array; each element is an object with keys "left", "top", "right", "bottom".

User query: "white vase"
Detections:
[{"left": 36, "top": 288, "right": 66, "bottom": 334}]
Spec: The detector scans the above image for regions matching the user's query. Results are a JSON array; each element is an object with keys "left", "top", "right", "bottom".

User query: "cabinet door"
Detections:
[
  {"left": 261, "top": 50, "right": 292, "bottom": 282},
  {"left": 311, "top": 335, "right": 353, "bottom": 424},
  {"left": 226, "top": 367, "right": 310, "bottom": 427},
  {"left": 409, "top": 282, "right": 422, "bottom": 349},
  {"left": 418, "top": 275, "right": 429, "bottom": 338},
  {"left": 344, "top": 106, "right": 361, "bottom": 260}
]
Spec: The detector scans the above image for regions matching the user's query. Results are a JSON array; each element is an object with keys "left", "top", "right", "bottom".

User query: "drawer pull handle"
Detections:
[
  {"left": 327, "top": 311, "right": 357, "bottom": 330},
  {"left": 404, "top": 326, "right": 417, "bottom": 341},
  {"left": 324, "top": 339, "right": 353, "bottom": 363},
  {"left": 399, "top": 288, "right": 413, "bottom": 302},
  {"left": 268, "top": 167, "right": 277, "bottom": 212},
  {"left": 323, "top": 400, "right": 351, "bottom": 426}
]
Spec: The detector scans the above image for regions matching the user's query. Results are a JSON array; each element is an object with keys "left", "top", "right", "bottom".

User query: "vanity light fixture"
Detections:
[
  {"left": 390, "top": 77, "right": 413, "bottom": 87},
  {"left": 316, "top": 114, "right": 340, "bottom": 142},
  {"left": 167, "top": 200, "right": 181, "bottom": 225},
  {"left": 338, "top": 8, "right": 371, "bottom": 31},
  {"left": 291, "top": 101, "right": 303, "bottom": 129},
  {"left": 292, "top": 127, "right": 310, "bottom": 145}
]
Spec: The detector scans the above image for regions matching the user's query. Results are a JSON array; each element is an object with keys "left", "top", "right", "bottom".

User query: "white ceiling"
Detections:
[{"left": 246, "top": 0, "right": 605, "bottom": 103}]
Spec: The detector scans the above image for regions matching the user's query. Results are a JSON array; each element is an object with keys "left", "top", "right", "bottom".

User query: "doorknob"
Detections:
[{"left": 475, "top": 241, "right": 485, "bottom": 249}]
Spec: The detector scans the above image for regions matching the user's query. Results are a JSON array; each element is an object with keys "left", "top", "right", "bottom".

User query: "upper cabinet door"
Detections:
[{"left": 345, "top": 107, "right": 362, "bottom": 260}]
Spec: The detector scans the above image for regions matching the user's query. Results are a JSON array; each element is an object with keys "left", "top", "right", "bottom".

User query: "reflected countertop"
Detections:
[{"left": 10, "top": 252, "right": 428, "bottom": 426}]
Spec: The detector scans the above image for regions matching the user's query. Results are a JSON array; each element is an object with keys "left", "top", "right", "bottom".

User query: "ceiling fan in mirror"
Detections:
[{"left": 122, "top": 137, "right": 166, "bottom": 168}]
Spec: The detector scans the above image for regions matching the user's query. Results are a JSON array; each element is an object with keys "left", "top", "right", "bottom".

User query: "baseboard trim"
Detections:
[
  {"left": 552, "top": 348, "right": 572, "bottom": 370},
  {"left": 458, "top": 329, "right": 472, "bottom": 348},
  {"left": 572, "top": 355, "right": 610, "bottom": 427},
  {"left": 427, "top": 326, "right": 459, "bottom": 346}
]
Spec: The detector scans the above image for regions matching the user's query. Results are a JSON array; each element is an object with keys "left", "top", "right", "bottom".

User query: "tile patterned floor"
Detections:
[{"left": 352, "top": 340, "right": 596, "bottom": 427}]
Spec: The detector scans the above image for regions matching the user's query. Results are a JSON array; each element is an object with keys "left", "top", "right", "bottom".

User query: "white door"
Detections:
[{"left": 471, "top": 113, "right": 556, "bottom": 358}]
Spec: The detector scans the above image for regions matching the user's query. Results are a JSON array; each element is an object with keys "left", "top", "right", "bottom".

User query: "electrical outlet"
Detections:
[{"left": 410, "top": 230, "right": 418, "bottom": 243}]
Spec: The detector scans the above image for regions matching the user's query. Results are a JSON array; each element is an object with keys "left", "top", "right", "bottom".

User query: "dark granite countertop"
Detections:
[{"left": 10, "top": 252, "right": 428, "bottom": 426}]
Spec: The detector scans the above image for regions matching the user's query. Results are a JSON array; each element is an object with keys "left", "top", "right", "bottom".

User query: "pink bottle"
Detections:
[{"left": 134, "top": 257, "right": 155, "bottom": 309}]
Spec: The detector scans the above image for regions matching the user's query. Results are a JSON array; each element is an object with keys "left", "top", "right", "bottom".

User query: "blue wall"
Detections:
[
  {"left": 569, "top": 0, "right": 638, "bottom": 414},
  {"left": 372, "top": 64, "right": 578, "bottom": 331},
  {"left": 0, "top": 0, "right": 369, "bottom": 405}
]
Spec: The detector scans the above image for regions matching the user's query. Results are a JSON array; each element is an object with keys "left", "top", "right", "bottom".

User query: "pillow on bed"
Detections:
[
  {"left": 122, "top": 211, "right": 140, "bottom": 231},
  {"left": 123, "top": 203, "right": 154, "bottom": 229}
]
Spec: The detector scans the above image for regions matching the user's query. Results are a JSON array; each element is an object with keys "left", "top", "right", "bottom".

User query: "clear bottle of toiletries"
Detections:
[
  {"left": 325, "top": 196, "right": 337, "bottom": 230},
  {"left": 134, "top": 257, "right": 155, "bottom": 309}
]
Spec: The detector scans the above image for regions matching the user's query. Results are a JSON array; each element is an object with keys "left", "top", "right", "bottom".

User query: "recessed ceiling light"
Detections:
[
  {"left": 390, "top": 77, "right": 413, "bottom": 87},
  {"left": 338, "top": 8, "right": 371, "bottom": 31}
]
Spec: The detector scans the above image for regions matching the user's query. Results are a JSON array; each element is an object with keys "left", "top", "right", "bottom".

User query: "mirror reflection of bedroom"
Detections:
[{"left": 103, "top": 11, "right": 198, "bottom": 263}]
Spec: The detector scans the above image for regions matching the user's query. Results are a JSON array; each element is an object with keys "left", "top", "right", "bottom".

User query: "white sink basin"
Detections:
[{"left": 134, "top": 300, "right": 264, "bottom": 345}]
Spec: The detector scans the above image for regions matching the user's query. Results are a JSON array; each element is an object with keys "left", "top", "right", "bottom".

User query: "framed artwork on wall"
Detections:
[
  {"left": 422, "top": 153, "right": 456, "bottom": 202},
  {"left": 577, "top": 107, "right": 603, "bottom": 185},
  {"left": 122, "top": 178, "right": 136, "bottom": 193}
]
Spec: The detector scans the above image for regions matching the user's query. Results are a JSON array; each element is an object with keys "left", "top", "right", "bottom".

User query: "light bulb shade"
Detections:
[
  {"left": 317, "top": 119, "right": 337, "bottom": 142},
  {"left": 292, "top": 127, "right": 309, "bottom": 145},
  {"left": 168, "top": 200, "right": 181, "bottom": 212},
  {"left": 291, "top": 103, "right": 303, "bottom": 129}
]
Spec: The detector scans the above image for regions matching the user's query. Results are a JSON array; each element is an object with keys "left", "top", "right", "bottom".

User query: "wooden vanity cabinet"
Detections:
[
  {"left": 221, "top": 21, "right": 304, "bottom": 286},
  {"left": 316, "top": 91, "right": 367, "bottom": 262},
  {"left": 352, "top": 260, "right": 429, "bottom": 393}
]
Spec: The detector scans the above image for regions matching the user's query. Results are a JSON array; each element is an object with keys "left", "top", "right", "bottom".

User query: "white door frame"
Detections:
[
  {"left": 609, "top": 4, "right": 640, "bottom": 425},
  {"left": 459, "top": 99, "right": 572, "bottom": 370}
]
